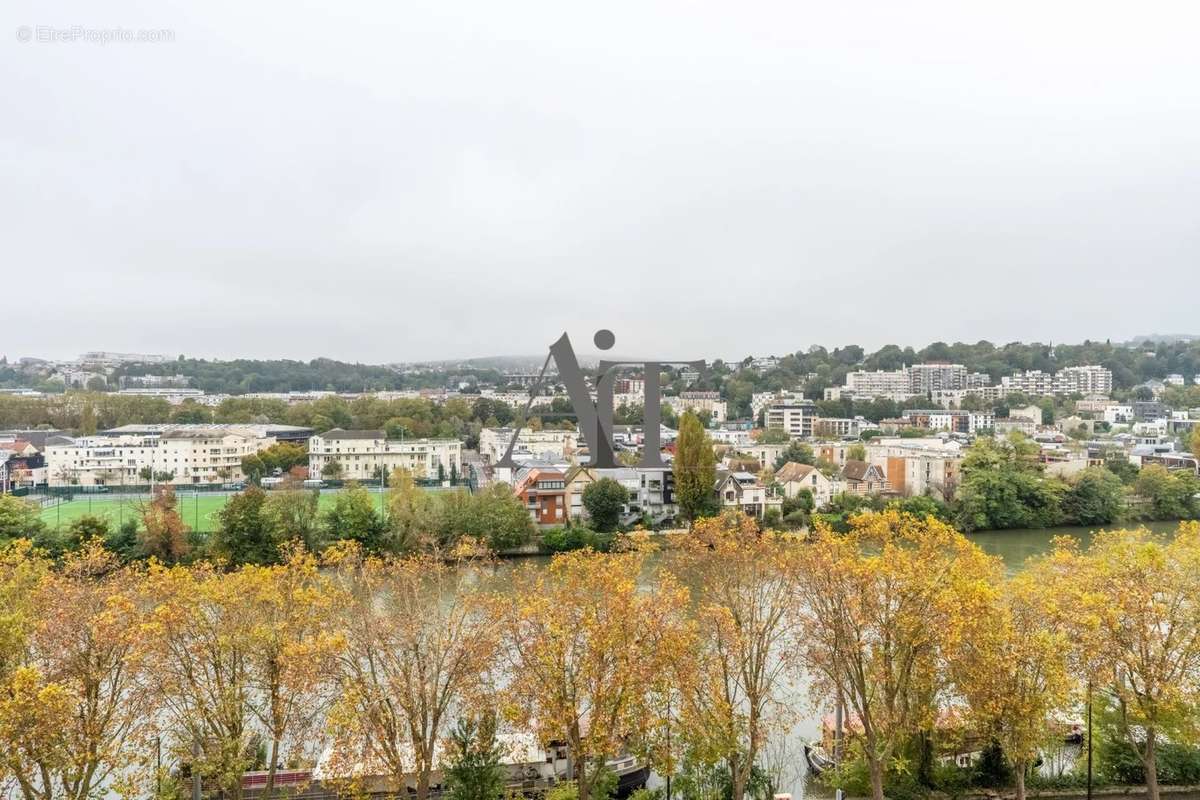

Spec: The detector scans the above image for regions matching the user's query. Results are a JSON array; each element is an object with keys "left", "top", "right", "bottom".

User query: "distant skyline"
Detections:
[
  {"left": 5, "top": 1, "right": 1199, "bottom": 362},
  {"left": 8, "top": 332, "right": 1199, "bottom": 368}
]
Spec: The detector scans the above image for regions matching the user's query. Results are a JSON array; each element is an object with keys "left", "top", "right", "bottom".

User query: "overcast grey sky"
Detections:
[{"left": 3, "top": 1, "right": 1198, "bottom": 364}]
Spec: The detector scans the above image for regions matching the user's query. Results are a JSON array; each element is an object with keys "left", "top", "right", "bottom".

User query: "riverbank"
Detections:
[{"left": 498, "top": 520, "right": 1188, "bottom": 567}]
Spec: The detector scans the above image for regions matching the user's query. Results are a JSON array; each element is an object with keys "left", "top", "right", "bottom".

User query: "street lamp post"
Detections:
[
  {"left": 665, "top": 693, "right": 672, "bottom": 800},
  {"left": 834, "top": 692, "right": 845, "bottom": 800},
  {"left": 1087, "top": 682, "right": 1093, "bottom": 800}
]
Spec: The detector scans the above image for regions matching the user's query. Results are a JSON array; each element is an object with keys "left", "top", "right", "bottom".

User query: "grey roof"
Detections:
[
  {"left": 842, "top": 460, "right": 877, "bottom": 481},
  {"left": 161, "top": 427, "right": 257, "bottom": 439},
  {"left": 715, "top": 470, "right": 759, "bottom": 490},
  {"left": 318, "top": 428, "right": 385, "bottom": 440},
  {"left": 103, "top": 423, "right": 314, "bottom": 436}
]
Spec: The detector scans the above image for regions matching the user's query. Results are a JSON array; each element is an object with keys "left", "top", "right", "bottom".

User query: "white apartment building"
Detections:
[
  {"left": 765, "top": 399, "right": 818, "bottom": 439},
  {"left": 922, "top": 410, "right": 995, "bottom": 434},
  {"left": 636, "top": 466, "right": 677, "bottom": 522},
  {"left": 46, "top": 427, "right": 274, "bottom": 487},
  {"left": 664, "top": 391, "right": 727, "bottom": 424},
  {"left": 1002, "top": 366, "right": 1113, "bottom": 397},
  {"left": 1054, "top": 365, "right": 1114, "bottom": 396},
  {"left": 1001, "top": 370, "right": 1055, "bottom": 395},
  {"left": 829, "top": 364, "right": 990, "bottom": 402},
  {"left": 308, "top": 429, "right": 462, "bottom": 481},
  {"left": 843, "top": 369, "right": 912, "bottom": 397},
  {"left": 118, "top": 374, "right": 192, "bottom": 389},
  {"left": 908, "top": 363, "right": 964, "bottom": 393},
  {"left": 1103, "top": 405, "right": 1135, "bottom": 425},
  {"left": 478, "top": 427, "right": 579, "bottom": 464},
  {"left": 751, "top": 389, "right": 805, "bottom": 420},
  {"left": 155, "top": 430, "right": 268, "bottom": 484},
  {"left": 476, "top": 390, "right": 559, "bottom": 409},
  {"left": 710, "top": 428, "right": 753, "bottom": 447},
  {"left": 46, "top": 434, "right": 156, "bottom": 487},
  {"left": 812, "top": 416, "right": 874, "bottom": 439},
  {"left": 907, "top": 363, "right": 991, "bottom": 393},
  {"left": 1132, "top": 420, "right": 1169, "bottom": 437},
  {"left": 116, "top": 387, "right": 207, "bottom": 405}
]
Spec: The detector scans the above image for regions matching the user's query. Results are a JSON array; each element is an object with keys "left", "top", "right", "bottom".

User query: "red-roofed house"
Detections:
[{"left": 514, "top": 468, "right": 568, "bottom": 526}]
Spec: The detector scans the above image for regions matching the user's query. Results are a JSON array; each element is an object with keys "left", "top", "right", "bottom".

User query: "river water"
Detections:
[{"left": 966, "top": 519, "right": 1181, "bottom": 571}]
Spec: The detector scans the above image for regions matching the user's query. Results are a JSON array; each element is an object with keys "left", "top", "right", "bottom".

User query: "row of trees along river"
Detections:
[{"left": 1, "top": 511, "right": 1198, "bottom": 800}]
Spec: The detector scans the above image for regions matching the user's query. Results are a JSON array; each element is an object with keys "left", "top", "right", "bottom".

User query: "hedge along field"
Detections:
[{"left": 36, "top": 490, "right": 361, "bottom": 533}]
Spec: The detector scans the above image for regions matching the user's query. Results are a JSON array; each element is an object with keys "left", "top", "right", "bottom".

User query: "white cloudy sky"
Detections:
[{"left": 3, "top": 1, "right": 1198, "bottom": 363}]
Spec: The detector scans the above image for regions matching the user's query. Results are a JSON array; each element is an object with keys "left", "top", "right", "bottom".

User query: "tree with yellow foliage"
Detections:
[
  {"left": 793, "top": 511, "right": 1000, "bottom": 800},
  {"left": 670, "top": 511, "right": 801, "bottom": 800},
  {"left": 139, "top": 561, "right": 257, "bottom": 799},
  {"left": 325, "top": 542, "right": 500, "bottom": 800},
  {"left": 237, "top": 546, "right": 344, "bottom": 798},
  {"left": 0, "top": 666, "right": 75, "bottom": 799},
  {"left": 0, "top": 540, "right": 54, "bottom": 798},
  {"left": 0, "top": 541, "right": 151, "bottom": 800},
  {"left": 385, "top": 467, "right": 437, "bottom": 552},
  {"left": 949, "top": 565, "right": 1075, "bottom": 800},
  {"left": 496, "top": 549, "right": 691, "bottom": 800},
  {"left": 0, "top": 539, "right": 48, "bottom": 680},
  {"left": 1052, "top": 524, "right": 1200, "bottom": 800}
]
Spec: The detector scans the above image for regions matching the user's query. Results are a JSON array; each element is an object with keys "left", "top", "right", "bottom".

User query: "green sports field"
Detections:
[{"left": 36, "top": 490, "right": 369, "bottom": 533}]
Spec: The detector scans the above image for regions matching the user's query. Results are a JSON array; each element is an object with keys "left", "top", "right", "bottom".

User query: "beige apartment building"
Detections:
[
  {"left": 46, "top": 427, "right": 272, "bottom": 487},
  {"left": 664, "top": 391, "right": 728, "bottom": 424},
  {"left": 308, "top": 429, "right": 462, "bottom": 481}
]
